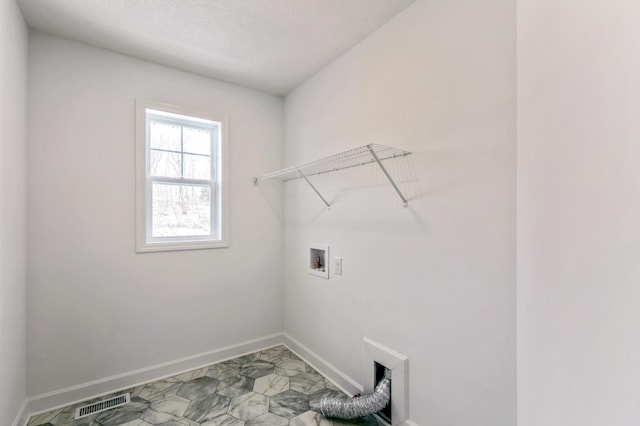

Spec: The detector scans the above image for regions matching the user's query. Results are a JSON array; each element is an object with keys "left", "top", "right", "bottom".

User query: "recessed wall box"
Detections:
[
  {"left": 363, "top": 337, "right": 409, "bottom": 425},
  {"left": 309, "top": 244, "right": 329, "bottom": 279}
]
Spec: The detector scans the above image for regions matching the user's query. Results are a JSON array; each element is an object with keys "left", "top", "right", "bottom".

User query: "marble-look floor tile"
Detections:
[
  {"left": 27, "top": 409, "right": 61, "bottom": 426},
  {"left": 174, "top": 366, "right": 209, "bottom": 382},
  {"left": 275, "top": 366, "right": 304, "bottom": 377},
  {"left": 290, "top": 372, "right": 326, "bottom": 395},
  {"left": 269, "top": 390, "right": 310, "bottom": 419},
  {"left": 95, "top": 397, "right": 149, "bottom": 426},
  {"left": 49, "top": 408, "right": 100, "bottom": 426},
  {"left": 235, "top": 353, "right": 260, "bottom": 364},
  {"left": 120, "top": 419, "right": 155, "bottom": 426},
  {"left": 183, "top": 394, "right": 231, "bottom": 423},
  {"left": 291, "top": 410, "right": 335, "bottom": 426},
  {"left": 216, "top": 375, "right": 255, "bottom": 397},
  {"left": 141, "top": 406, "right": 178, "bottom": 425},
  {"left": 253, "top": 373, "right": 289, "bottom": 396},
  {"left": 201, "top": 414, "right": 246, "bottom": 426},
  {"left": 259, "top": 351, "right": 289, "bottom": 365},
  {"left": 275, "top": 358, "right": 306, "bottom": 374},
  {"left": 288, "top": 352, "right": 303, "bottom": 362},
  {"left": 55, "top": 398, "right": 120, "bottom": 426},
  {"left": 207, "top": 359, "right": 242, "bottom": 380},
  {"left": 332, "top": 415, "right": 381, "bottom": 426},
  {"left": 130, "top": 384, "right": 147, "bottom": 398},
  {"left": 150, "top": 395, "right": 191, "bottom": 417},
  {"left": 28, "top": 410, "right": 59, "bottom": 425},
  {"left": 138, "top": 378, "right": 183, "bottom": 403},
  {"left": 156, "top": 419, "right": 201, "bottom": 426},
  {"left": 325, "top": 380, "right": 341, "bottom": 392},
  {"left": 141, "top": 394, "right": 191, "bottom": 424},
  {"left": 258, "top": 346, "right": 289, "bottom": 362},
  {"left": 302, "top": 369, "right": 325, "bottom": 384},
  {"left": 176, "top": 376, "right": 219, "bottom": 400},
  {"left": 228, "top": 392, "right": 270, "bottom": 421},
  {"left": 241, "top": 361, "right": 276, "bottom": 379},
  {"left": 245, "top": 412, "right": 290, "bottom": 426},
  {"left": 49, "top": 411, "right": 72, "bottom": 426}
]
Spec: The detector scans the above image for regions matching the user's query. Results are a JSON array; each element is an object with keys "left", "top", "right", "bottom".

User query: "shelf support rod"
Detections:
[
  {"left": 298, "top": 169, "right": 330, "bottom": 208},
  {"left": 367, "top": 145, "right": 408, "bottom": 208}
]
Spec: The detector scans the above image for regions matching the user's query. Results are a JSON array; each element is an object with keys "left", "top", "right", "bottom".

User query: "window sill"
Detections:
[{"left": 136, "top": 239, "right": 229, "bottom": 253}]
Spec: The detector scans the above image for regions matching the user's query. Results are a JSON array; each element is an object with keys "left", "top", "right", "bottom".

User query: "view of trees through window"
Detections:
[
  {"left": 148, "top": 117, "right": 215, "bottom": 238},
  {"left": 151, "top": 183, "right": 211, "bottom": 237}
]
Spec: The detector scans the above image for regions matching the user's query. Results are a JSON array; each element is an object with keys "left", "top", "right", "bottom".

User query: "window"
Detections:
[{"left": 136, "top": 100, "right": 228, "bottom": 252}]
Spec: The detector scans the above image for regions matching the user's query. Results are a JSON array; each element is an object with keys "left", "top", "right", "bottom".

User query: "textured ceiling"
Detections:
[{"left": 17, "top": 0, "right": 415, "bottom": 95}]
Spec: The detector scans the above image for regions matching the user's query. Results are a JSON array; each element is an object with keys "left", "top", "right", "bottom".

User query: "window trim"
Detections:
[{"left": 136, "top": 99, "right": 229, "bottom": 252}]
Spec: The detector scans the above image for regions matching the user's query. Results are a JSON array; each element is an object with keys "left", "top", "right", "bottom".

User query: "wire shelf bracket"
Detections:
[{"left": 253, "top": 143, "right": 411, "bottom": 208}]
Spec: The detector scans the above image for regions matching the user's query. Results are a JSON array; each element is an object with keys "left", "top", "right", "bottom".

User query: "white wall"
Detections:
[
  {"left": 27, "top": 33, "right": 284, "bottom": 396},
  {"left": 0, "top": 0, "right": 29, "bottom": 424},
  {"left": 517, "top": 1, "right": 640, "bottom": 425},
  {"left": 282, "top": 0, "right": 516, "bottom": 424}
]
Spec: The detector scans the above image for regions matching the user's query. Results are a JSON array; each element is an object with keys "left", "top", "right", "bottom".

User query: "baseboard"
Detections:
[
  {"left": 23, "top": 332, "right": 416, "bottom": 426},
  {"left": 280, "top": 332, "right": 363, "bottom": 396},
  {"left": 11, "top": 398, "right": 28, "bottom": 426},
  {"left": 23, "top": 333, "right": 284, "bottom": 423}
]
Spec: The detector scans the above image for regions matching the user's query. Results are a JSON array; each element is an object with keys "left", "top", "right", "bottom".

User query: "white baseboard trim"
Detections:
[
  {"left": 22, "top": 332, "right": 416, "bottom": 426},
  {"left": 23, "top": 333, "right": 284, "bottom": 423},
  {"left": 280, "top": 332, "right": 363, "bottom": 396},
  {"left": 11, "top": 398, "right": 28, "bottom": 426}
]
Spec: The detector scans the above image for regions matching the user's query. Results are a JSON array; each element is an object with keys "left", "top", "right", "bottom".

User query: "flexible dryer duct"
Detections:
[{"left": 318, "top": 368, "right": 391, "bottom": 419}]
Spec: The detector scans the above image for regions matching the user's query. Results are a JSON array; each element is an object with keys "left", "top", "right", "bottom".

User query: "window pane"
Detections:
[
  {"left": 150, "top": 149, "right": 181, "bottom": 178},
  {"left": 183, "top": 154, "right": 211, "bottom": 180},
  {"left": 183, "top": 127, "right": 211, "bottom": 155},
  {"left": 151, "top": 183, "right": 211, "bottom": 237},
  {"left": 150, "top": 120, "right": 181, "bottom": 151}
]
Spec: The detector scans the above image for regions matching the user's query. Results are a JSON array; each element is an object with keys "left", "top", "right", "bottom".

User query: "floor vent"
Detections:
[{"left": 74, "top": 392, "right": 130, "bottom": 419}]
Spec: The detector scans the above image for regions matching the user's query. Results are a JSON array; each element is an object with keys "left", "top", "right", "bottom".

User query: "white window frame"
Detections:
[{"left": 136, "top": 99, "right": 229, "bottom": 252}]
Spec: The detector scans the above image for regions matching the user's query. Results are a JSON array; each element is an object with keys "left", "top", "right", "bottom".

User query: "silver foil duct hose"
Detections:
[{"left": 318, "top": 368, "right": 391, "bottom": 419}]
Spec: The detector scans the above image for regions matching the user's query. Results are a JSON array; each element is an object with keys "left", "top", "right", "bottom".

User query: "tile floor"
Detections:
[{"left": 27, "top": 345, "right": 382, "bottom": 426}]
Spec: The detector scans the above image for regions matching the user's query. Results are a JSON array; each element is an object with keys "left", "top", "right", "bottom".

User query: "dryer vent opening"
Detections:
[
  {"left": 374, "top": 361, "right": 392, "bottom": 423},
  {"left": 317, "top": 367, "right": 391, "bottom": 420},
  {"left": 362, "top": 337, "right": 409, "bottom": 425}
]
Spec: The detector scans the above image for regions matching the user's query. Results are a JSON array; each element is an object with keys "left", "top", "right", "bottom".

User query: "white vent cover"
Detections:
[{"left": 74, "top": 392, "right": 130, "bottom": 419}]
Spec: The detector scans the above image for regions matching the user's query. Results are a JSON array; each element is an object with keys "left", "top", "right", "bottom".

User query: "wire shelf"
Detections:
[
  {"left": 254, "top": 144, "right": 410, "bottom": 183},
  {"left": 253, "top": 143, "right": 411, "bottom": 208}
]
